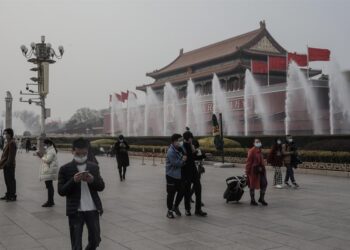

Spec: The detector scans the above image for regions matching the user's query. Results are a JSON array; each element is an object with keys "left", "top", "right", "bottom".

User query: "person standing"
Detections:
[
  {"left": 0, "top": 133, "right": 4, "bottom": 151},
  {"left": 165, "top": 133, "right": 186, "bottom": 219},
  {"left": 245, "top": 138, "right": 268, "bottom": 206},
  {"left": 114, "top": 135, "right": 129, "bottom": 181},
  {"left": 25, "top": 138, "right": 31, "bottom": 153},
  {"left": 267, "top": 138, "right": 283, "bottom": 189},
  {"left": 0, "top": 128, "right": 17, "bottom": 201},
  {"left": 58, "top": 138, "right": 105, "bottom": 250},
  {"left": 37, "top": 139, "right": 59, "bottom": 207},
  {"left": 282, "top": 135, "right": 299, "bottom": 188},
  {"left": 190, "top": 139, "right": 206, "bottom": 206},
  {"left": 182, "top": 130, "right": 207, "bottom": 217}
]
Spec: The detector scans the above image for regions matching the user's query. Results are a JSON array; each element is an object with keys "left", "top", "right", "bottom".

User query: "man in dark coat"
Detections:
[
  {"left": 0, "top": 128, "right": 17, "bottom": 201},
  {"left": 182, "top": 130, "right": 207, "bottom": 217},
  {"left": 114, "top": 135, "right": 130, "bottom": 181},
  {"left": 58, "top": 138, "right": 105, "bottom": 250}
]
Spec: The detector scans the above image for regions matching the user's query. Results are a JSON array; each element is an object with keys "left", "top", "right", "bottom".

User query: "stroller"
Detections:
[{"left": 223, "top": 175, "right": 247, "bottom": 203}]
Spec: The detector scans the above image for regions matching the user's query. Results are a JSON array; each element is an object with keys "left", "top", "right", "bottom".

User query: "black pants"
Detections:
[
  {"left": 45, "top": 180, "right": 54, "bottom": 203},
  {"left": 3, "top": 166, "right": 16, "bottom": 198},
  {"left": 184, "top": 174, "right": 202, "bottom": 212},
  {"left": 68, "top": 211, "right": 101, "bottom": 250},
  {"left": 285, "top": 165, "right": 296, "bottom": 183},
  {"left": 118, "top": 166, "right": 127, "bottom": 179},
  {"left": 166, "top": 175, "right": 184, "bottom": 211}
]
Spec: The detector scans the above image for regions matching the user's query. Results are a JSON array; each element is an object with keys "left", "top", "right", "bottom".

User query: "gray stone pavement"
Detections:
[{"left": 0, "top": 152, "right": 349, "bottom": 250}]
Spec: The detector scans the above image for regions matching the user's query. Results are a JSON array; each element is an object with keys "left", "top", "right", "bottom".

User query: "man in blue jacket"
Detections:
[{"left": 165, "top": 134, "right": 186, "bottom": 219}]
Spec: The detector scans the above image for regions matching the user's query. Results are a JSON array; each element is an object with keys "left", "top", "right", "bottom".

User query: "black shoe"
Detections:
[
  {"left": 250, "top": 200, "right": 258, "bottom": 206},
  {"left": 166, "top": 210, "right": 175, "bottom": 219},
  {"left": 185, "top": 210, "right": 192, "bottom": 216},
  {"left": 42, "top": 201, "right": 55, "bottom": 207},
  {"left": 258, "top": 198, "right": 268, "bottom": 206},
  {"left": 6, "top": 196, "right": 16, "bottom": 202},
  {"left": 0, "top": 195, "right": 8, "bottom": 200},
  {"left": 201, "top": 202, "right": 204, "bottom": 207},
  {"left": 292, "top": 182, "right": 299, "bottom": 188},
  {"left": 123, "top": 175, "right": 125, "bottom": 180},
  {"left": 195, "top": 210, "right": 207, "bottom": 217},
  {"left": 172, "top": 206, "right": 181, "bottom": 216},
  {"left": 120, "top": 176, "right": 123, "bottom": 182}
]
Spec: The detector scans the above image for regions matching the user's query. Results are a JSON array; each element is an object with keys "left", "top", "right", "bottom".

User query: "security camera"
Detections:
[{"left": 26, "top": 86, "right": 29, "bottom": 90}]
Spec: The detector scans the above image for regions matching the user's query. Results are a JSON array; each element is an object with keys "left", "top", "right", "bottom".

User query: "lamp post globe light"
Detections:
[{"left": 20, "top": 36, "right": 64, "bottom": 153}]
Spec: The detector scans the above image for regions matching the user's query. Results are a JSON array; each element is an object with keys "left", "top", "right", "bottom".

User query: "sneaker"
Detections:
[
  {"left": 195, "top": 210, "right": 207, "bottom": 217},
  {"left": 250, "top": 200, "right": 258, "bottom": 206},
  {"left": 275, "top": 185, "right": 282, "bottom": 189},
  {"left": 292, "top": 182, "right": 299, "bottom": 188},
  {"left": 185, "top": 210, "right": 192, "bottom": 216},
  {"left": 172, "top": 206, "right": 181, "bottom": 216},
  {"left": 166, "top": 210, "right": 175, "bottom": 219},
  {"left": 6, "top": 196, "right": 16, "bottom": 202},
  {"left": 284, "top": 182, "right": 292, "bottom": 188}
]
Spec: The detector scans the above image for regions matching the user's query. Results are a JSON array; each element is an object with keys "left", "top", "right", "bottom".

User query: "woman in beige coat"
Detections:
[{"left": 37, "top": 139, "right": 58, "bottom": 207}]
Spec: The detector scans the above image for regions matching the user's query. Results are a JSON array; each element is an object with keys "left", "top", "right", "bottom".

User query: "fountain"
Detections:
[
  {"left": 212, "top": 74, "right": 237, "bottom": 135},
  {"left": 244, "top": 70, "right": 271, "bottom": 135},
  {"left": 186, "top": 79, "right": 206, "bottom": 136},
  {"left": 110, "top": 94, "right": 126, "bottom": 136},
  {"left": 329, "top": 60, "right": 350, "bottom": 134},
  {"left": 144, "top": 87, "right": 163, "bottom": 136},
  {"left": 285, "top": 62, "right": 322, "bottom": 135},
  {"left": 126, "top": 93, "right": 144, "bottom": 136},
  {"left": 163, "top": 82, "right": 185, "bottom": 136}
]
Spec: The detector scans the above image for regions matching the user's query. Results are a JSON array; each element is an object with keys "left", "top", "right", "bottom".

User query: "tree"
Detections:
[{"left": 65, "top": 107, "right": 104, "bottom": 133}]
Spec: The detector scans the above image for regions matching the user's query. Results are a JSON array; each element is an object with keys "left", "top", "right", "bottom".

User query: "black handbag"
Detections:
[{"left": 197, "top": 162, "right": 205, "bottom": 174}]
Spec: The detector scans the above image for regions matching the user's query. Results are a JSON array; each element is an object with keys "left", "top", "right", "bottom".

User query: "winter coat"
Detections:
[
  {"left": 282, "top": 142, "right": 298, "bottom": 166},
  {"left": 181, "top": 142, "right": 199, "bottom": 181},
  {"left": 245, "top": 147, "right": 267, "bottom": 190},
  {"left": 114, "top": 140, "right": 130, "bottom": 167},
  {"left": 40, "top": 146, "right": 59, "bottom": 181},
  {"left": 267, "top": 144, "right": 283, "bottom": 167},
  {"left": 58, "top": 161, "right": 105, "bottom": 216},
  {"left": 0, "top": 139, "right": 17, "bottom": 169},
  {"left": 165, "top": 144, "right": 184, "bottom": 179}
]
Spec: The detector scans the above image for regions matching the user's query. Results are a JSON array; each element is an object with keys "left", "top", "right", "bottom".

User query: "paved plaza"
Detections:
[{"left": 0, "top": 152, "right": 349, "bottom": 250}]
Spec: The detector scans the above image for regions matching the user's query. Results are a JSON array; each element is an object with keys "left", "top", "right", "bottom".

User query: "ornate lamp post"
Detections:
[{"left": 19, "top": 36, "right": 64, "bottom": 152}]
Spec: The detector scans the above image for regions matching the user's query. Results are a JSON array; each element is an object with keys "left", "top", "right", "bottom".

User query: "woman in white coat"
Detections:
[{"left": 37, "top": 139, "right": 58, "bottom": 207}]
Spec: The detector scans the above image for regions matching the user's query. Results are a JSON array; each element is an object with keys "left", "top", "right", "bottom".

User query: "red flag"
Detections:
[
  {"left": 116, "top": 93, "right": 123, "bottom": 102},
  {"left": 308, "top": 47, "right": 330, "bottom": 61},
  {"left": 251, "top": 60, "right": 267, "bottom": 74},
  {"left": 269, "top": 56, "right": 287, "bottom": 71},
  {"left": 288, "top": 52, "right": 308, "bottom": 66},
  {"left": 121, "top": 91, "right": 128, "bottom": 102}
]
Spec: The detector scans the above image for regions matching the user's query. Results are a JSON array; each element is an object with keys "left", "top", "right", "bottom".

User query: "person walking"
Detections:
[
  {"left": 282, "top": 135, "right": 299, "bottom": 188},
  {"left": 58, "top": 138, "right": 105, "bottom": 250},
  {"left": 165, "top": 133, "right": 186, "bottom": 219},
  {"left": 182, "top": 130, "right": 207, "bottom": 217},
  {"left": 267, "top": 138, "right": 283, "bottom": 189},
  {"left": 0, "top": 128, "right": 17, "bottom": 201},
  {"left": 190, "top": 139, "right": 206, "bottom": 206},
  {"left": 114, "top": 135, "right": 129, "bottom": 181},
  {"left": 37, "top": 139, "right": 59, "bottom": 207},
  {"left": 246, "top": 138, "right": 268, "bottom": 206}
]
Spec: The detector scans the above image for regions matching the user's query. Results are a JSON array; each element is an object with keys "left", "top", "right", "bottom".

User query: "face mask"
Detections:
[
  {"left": 254, "top": 142, "right": 262, "bottom": 148},
  {"left": 43, "top": 145, "right": 48, "bottom": 150},
  {"left": 74, "top": 156, "right": 87, "bottom": 164},
  {"left": 288, "top": 139, "right": 293, "bottom": 143},
  {"left": 174, "top": 141, "right": 181, "bottom": 148},
  {"left": 277, "top": 140, "right": 281, "bottom": 144}
]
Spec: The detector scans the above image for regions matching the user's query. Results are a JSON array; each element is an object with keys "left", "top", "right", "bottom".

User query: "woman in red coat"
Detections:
[{"left": 245, "top": 139, "right": 268, "bottom": 206}]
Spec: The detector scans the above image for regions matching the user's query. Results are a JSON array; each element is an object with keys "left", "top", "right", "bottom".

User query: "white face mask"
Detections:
[
  {"left": 288, "top": 139, "right": 293, "bottom": 143},
  {"left": 44, "top": 145, "right": 48, "bottom": 150},
  {"left": 74, "top": 156, "right": 87, "bottom": 164},
  {"left": 277, "top": 140, "right": 282, "bottom": 145},
  {"left": 254, "top": 142, "right": 262, "bottom": 148},
  {"left": 174, "top": 141, "right": 181, "bottom": 148}
]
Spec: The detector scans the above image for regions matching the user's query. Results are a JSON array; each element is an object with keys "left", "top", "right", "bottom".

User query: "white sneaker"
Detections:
[{"left": 275, "top": 185, "right": 282, "bottom": 189}]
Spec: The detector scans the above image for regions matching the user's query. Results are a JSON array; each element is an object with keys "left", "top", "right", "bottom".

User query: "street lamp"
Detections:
[{"left": 20, "top": 36, "right": 64, "bottom": 152}]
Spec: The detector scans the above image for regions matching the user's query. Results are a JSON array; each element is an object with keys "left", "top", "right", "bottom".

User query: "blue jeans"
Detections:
[{"left": 285, "top": 165, "right": 296, "bottom": 183}]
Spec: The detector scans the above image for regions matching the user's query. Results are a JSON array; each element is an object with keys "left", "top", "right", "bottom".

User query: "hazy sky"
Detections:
[{"left": 0, "top": 0, "right": 348, "bottom": 122}]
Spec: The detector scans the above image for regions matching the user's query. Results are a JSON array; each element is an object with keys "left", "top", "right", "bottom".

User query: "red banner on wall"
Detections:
[
  {"left": 288, "top": 52, "right": 308, "bottom": 66},
  {"left": 308, "top": 47, "right": 330, "bottom": 61},
  {"left": 269, "top": 56, "right": 287, "bottom": 71},
  {"left": 251, "top": 60, "right": 268, "bottom": 74}
]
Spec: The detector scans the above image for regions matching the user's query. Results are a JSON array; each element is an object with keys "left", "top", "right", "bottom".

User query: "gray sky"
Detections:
[{"left": 0, "top": 0, "right": 348, "bottom": 121}]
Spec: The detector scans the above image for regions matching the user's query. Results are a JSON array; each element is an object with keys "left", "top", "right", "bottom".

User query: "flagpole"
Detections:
[
  {"left": 285, "top": 52, "right": 288, "bottom": 83},
  {"left": 307, "top": 45, "right": 310, "bottom": 79},
  {"left": 267, "top": 56, "right": 270, "bottom": 86}
]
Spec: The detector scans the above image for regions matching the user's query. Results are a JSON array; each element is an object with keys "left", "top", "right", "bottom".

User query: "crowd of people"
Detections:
[{"left": 0, "top": 127, "right": 301, "bottom": 249}]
